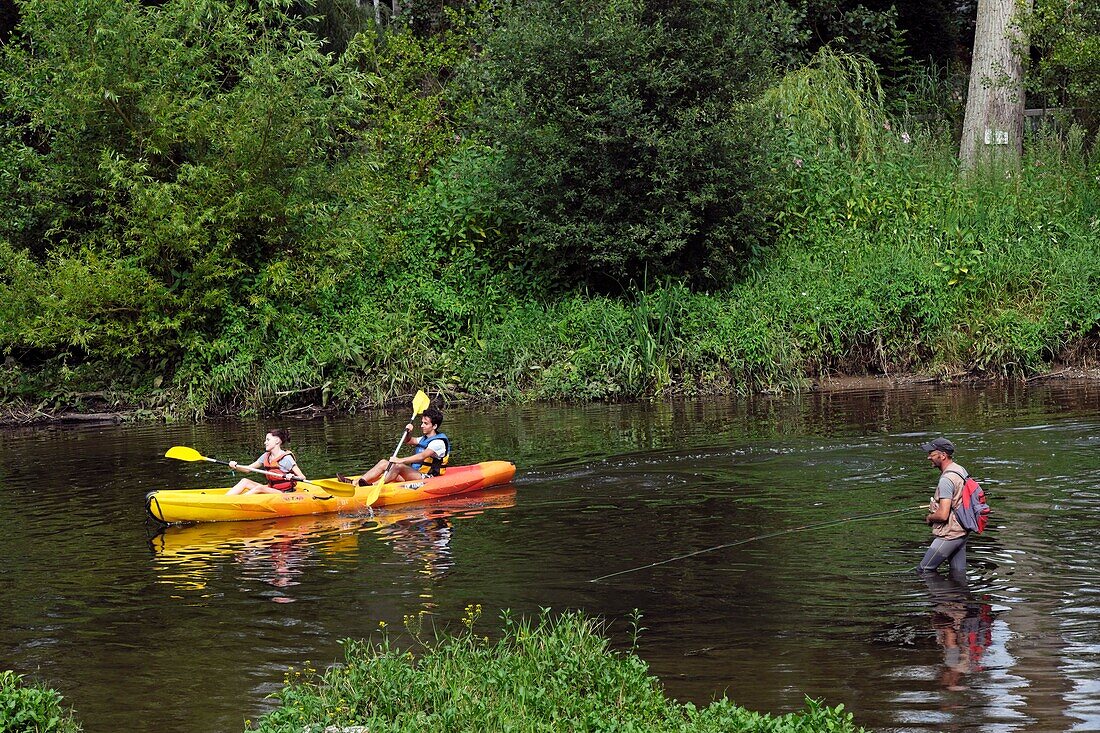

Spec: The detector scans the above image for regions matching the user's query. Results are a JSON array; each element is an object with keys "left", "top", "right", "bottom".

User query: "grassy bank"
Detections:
[
  {"left": 8, "top": 132, "right": 1098, "bottom": 422},
  {"left": 1, "top": 5, "right": 1097, "bottom": 420},
  {"left": 250, "top": 608, "right": 864, "bottom": 733}
]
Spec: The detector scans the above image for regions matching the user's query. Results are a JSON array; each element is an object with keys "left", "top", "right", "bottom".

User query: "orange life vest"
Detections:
[{"left": 263, "top": 451, "right": 296, "bottom": 492}]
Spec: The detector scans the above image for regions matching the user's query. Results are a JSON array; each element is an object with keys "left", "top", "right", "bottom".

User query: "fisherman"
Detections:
[
  {"left": 342, "top": 406, "right": 450, "bottom": 486},
  {"left": 918, "top": 437, "right": 971, "bottom": 577}
]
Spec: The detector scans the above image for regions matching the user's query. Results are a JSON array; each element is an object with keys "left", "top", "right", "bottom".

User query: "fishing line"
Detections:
[{"left": 590, "top": 504, "right": 926, "bottom": 583}]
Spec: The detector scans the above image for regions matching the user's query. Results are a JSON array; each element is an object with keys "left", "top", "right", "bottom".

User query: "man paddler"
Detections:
[{"left": 341, "top": 407, "right": 450, "bottom": 486}]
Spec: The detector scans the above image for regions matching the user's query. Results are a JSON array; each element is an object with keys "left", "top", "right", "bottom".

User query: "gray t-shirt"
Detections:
[
  {"left": 261, "top": 452, "right": 296, "bottom": 473},
  {"left": 936, "top": 463, "right": 969, "bottom": 501},
  {"left": 930, "top": 463, "right": 969, "bottom": 540}
]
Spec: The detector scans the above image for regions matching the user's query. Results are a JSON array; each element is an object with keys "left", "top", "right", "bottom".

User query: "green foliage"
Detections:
[
  {"left": 933, "top": 226, "right": 984, "bottom": 287},
  {"left": 1026, "top": 0, "right": 1100, "bottom": 111},
  {"left": 463, "top": 0, "right": 776, "bottom": 291},
  {"left": 3, "top": 7, "right": 1100, "bottom": 415},
  {"left": 251, "top": 609, "right": 865, "bottom": 733},
  {"left": 748, "top": 56, "right": 1100, "bottom": 379},
  {"left": 0, "top": 0, "right": 481, "bottom": 414},
  {"left": 0, "top": 0, "right": 372, "bottom": 363},
  {"left": 0, "top": 671, "right": 81, "bottom": 733},
  {"left": 763, "top": 50, "right": 892, "bottom": 161}
]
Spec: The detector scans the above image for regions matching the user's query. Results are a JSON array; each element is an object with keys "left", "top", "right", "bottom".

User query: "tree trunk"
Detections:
[
  {"left": 372, "top": 0, "right": 382, "bottom": 27},
  {"left": 959, "top": 0, "right": 1032, "bottom": 171}
]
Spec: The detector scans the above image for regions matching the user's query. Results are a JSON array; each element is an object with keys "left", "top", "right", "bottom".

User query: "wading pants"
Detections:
[{"left": 918, "top": 535, "right": 968, "bottom": 576}]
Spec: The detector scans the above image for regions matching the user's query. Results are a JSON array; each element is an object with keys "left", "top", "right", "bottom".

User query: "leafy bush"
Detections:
[
  {"left": 251, "top": 608, "right": 865, "bottom": 733},
  {"left": 1027, "top": 0, "right": 1100, "bottom": 113},
  {"left": 462, "top": 0, "right": 777, "bottom": 291},
  {"left": 0, "top": 671, "right": 81, "bottom": 733},
  {"left": 0, "top": 0, "right": 480, "bottom": 414}
]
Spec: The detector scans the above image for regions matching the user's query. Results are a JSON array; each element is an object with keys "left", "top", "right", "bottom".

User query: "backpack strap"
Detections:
[{"left": 942, "top": 468, "right": 969, "bottom": 507}]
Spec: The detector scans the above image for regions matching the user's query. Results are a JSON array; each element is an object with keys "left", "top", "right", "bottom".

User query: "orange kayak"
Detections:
[{"left": 145, "top": 461, "right": 516, "bottom": 524}]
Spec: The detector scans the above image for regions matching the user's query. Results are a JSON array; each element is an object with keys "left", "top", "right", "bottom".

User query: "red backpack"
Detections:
[{"left": 947, "top": 469, "right": 990, "bottom": 534}]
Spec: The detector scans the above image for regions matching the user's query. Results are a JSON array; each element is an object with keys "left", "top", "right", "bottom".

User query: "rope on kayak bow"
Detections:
[{"left": 590, "top": 504, "right": 925, "bottom": 583}]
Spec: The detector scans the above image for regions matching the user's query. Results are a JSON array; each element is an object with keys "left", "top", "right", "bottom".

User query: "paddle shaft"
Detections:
[
  {"left": 207, "top": 455, "right": 333, "bottom": 496},
  {"left": 375, "top": 390, "right": 433, "bottom": 481},
  {"left": 384, "top": 426, "right": 414, "bottom": 472}
]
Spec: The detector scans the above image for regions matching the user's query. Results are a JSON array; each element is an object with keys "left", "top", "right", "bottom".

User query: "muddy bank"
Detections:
[{"left": 5, "top": 365, "right": 1100, "bottom": 427}]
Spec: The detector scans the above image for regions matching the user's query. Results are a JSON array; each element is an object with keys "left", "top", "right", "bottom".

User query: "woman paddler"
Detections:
[{"left": 225, "top": 428, "right": 308, "bottom": 495}]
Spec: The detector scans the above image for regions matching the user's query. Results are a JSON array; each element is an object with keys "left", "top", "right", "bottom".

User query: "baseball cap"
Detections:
[{"left": 920, "top": 437, "right": 955, "bottom": 455}]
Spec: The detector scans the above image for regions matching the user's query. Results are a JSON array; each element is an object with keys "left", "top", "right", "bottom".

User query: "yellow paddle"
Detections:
[
  {"left": 310, "top": 478, "right": 382, "bottom": 504},
  {"left": 379, "top": 389, "right": 433, "bottom": 483},
  {"left": 164, "top": 446, "right": 356, "bottom": 498}
]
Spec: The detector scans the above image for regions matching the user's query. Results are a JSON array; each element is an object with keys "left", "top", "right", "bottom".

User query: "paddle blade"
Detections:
[
  {"left": 165, "top": 446, "right": 206, "bottom": 462},
  {"left": 362, "top": 482, "right": 383, "bottom": 506},
  {"left": 412, "top": 390, "right": 430, "bottom": 417},
  {"left": 309, "top": 478, "right": 359, "bottom": 498}
]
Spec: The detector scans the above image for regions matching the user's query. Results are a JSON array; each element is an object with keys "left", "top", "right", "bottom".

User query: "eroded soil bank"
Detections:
[{"left": 4, "top": 364, "right": 1100, "bottom": 427}]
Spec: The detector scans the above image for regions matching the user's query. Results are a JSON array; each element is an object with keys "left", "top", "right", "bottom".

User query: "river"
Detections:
[{"left": 2, "top": 384, "right": 1099, "bottom": 732}]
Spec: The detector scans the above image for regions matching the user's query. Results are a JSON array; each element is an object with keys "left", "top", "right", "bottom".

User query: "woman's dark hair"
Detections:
[
  {"left": 267, "top": 427, "right": 290, "bottom": 445},
  {"left": 421, "top": 407, "right": 444, "bottom": 429}
]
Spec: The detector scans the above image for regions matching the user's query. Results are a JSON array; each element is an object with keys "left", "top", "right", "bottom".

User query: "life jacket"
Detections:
[
  {"left": 946, "top": 468, "right": 990, "bottom": 533},
  {"left": 263, "top": 451, "right": 297, "bottom": 492},
  {"left": 411, "top": 432, "right": 450, "bottom": 477}
]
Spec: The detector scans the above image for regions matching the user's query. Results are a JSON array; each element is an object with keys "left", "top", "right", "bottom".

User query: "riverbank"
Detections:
[
  {"left": 4, "top": 365, "right": 1099, "bottom": 427},
  {"left": 2, "top": 365, "right": 1100, "bottom": 429}
]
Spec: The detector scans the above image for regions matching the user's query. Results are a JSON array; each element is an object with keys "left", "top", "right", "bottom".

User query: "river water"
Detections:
[{"left": 2, "top": 384, "right": 1099, "bottom": 732}]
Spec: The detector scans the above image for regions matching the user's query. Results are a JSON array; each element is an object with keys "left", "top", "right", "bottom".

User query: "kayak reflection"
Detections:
[
  {"left": 148, "top": 512, "right": 363, "bottom": 598},
  {"left": 148, "top": 487, "right": 516, "bottom": 597},
  {"left": 373, "top": 486, "right": 517, "bottom": 582}
]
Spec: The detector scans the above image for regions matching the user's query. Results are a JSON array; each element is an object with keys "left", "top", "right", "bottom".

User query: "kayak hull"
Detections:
[{"left": 146, "top": 461, "right": 516, "bottom": 524}]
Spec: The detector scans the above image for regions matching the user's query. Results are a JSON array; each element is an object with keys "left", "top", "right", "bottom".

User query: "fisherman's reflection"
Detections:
[{"left": 921, "top": 571, "right": 994, "bottom": 690}]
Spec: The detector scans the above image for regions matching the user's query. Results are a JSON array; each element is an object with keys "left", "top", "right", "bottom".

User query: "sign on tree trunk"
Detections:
[{"left": 959, "top": 0, "right": 1033, "bottom": 171}]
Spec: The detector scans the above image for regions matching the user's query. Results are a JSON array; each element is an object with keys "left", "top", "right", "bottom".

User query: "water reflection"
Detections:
[
  {"left": 373, "top": 488, "right": 515, "bottom": 578},
  {"left": 149, "top": 488, "right": 516, "bottom": 604},
  {"left": 149, "top": 514, "right": 362, "bottom": 599},
  {"left": 5, "top": 386, "right": 1100, "bottom": 733},
  {"left": 922, "top": 572, "right": 996, "bottom": 691}
]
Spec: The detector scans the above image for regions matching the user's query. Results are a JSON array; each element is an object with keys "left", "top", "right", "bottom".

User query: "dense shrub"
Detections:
[
  {"left": 1027, "top": 0, "right": 1100, "bottom": 115},
  {"left": 462, "top": 0, "right": 777, "bottom": 291},
  {"left": 252, "top": 608, "right": 865, "bottom": 733},
  {"left": 0, "top": 0, "right": 479, "bottom": 414}
]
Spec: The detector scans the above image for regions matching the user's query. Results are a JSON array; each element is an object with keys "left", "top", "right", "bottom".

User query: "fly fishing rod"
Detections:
[{"left": 590, "top": 504, "right": 926, "bottom": 583}]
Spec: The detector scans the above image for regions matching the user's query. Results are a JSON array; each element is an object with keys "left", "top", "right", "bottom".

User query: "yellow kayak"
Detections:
[{"left": 146, "top": 461, "right": 517, "bottom": 524}]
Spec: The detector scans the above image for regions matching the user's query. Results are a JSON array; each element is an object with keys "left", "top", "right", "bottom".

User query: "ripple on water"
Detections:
[{"left": 3, "top": 389, "right": 1100, "bottom": 733}]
